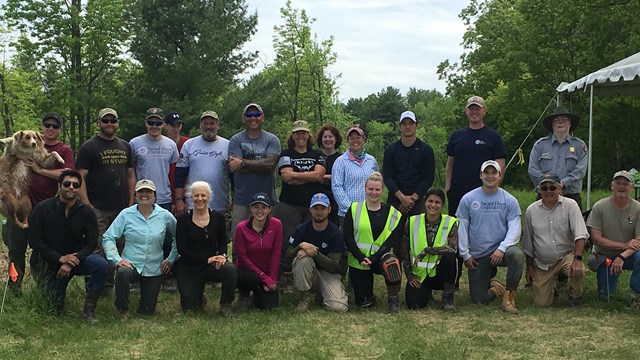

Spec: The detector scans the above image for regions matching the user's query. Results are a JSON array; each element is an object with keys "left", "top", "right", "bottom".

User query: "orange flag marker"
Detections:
[{"left": 8, "top": 263, "right": 18, "bottom": 282}]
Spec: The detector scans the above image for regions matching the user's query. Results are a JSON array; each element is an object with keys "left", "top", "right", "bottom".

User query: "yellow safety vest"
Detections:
[
  {"left": 409, "top": 214, "right": 457, "bottom": 282},
  {"left": 347, "top": 201, "right": 402, "bottom": 270}
]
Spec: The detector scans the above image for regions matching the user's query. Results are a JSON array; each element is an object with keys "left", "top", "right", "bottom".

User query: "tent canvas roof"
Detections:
[{"left": 556, "top": 51, "right": 640, "bottom": 95}]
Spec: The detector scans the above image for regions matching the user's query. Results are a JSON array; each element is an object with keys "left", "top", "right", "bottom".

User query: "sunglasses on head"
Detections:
[
  {"left": 100, "top": 118, "right": 118, "bottom": 124},
  {"left": 540, "top": 185, "right": 558, "bottom": 192},
  {"left": 43, "top": 123, "right": 61, "bottom": 129},
  {"left": 244, "top": 111, "right": 262, "bottom": 118},
  {"left": 62, "top": 181, "right": 81, "bottom": 189},
  {"left": 146, "top": 120, "right": 163, "bottom": 127}
]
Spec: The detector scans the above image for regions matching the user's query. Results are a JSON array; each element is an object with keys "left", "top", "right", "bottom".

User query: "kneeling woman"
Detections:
[
  {"left": 344, "top": 171, "right": 405, "bottom": 313},
  {"left": 176, "top": 181, "right": 237, "bottom": 315},
  {"left": 400, "top": 188, "right": 459, "bottom": 310},
  {"left": 103, "top": 179, "right": 178, "bottom": 319},
  {"left": 234, "top": 193, "right": 283, "bottom": 310}
]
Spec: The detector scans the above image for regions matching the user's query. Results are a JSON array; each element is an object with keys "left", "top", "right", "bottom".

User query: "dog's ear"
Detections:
[
  {"left": 36, "top": 132, "right": 44, "bottom": 142},
  {"left": 14, "top": 131, "right": 23, "bottom": 142}
]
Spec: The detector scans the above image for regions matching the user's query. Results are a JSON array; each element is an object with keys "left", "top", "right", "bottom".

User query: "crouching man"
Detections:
[
  {"left": 28, "top": 169, "right": 108, "bottom": 321},
  {"left": 523, "top": 175, "right": 588, "bottom": 307},
  {"left": 283, "top": 193, "right": 348, "bottom": 312}
]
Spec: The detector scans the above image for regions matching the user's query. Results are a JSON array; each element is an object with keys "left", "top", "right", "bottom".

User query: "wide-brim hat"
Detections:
[{"left": 543, "top": 106, "right": 580, "bottom": 133}]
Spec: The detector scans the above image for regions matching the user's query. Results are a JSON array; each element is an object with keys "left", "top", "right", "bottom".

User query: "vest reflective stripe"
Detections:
[
  {"left": 409, "top": 214, "right": 457, "bottom": 282},
  {"left": 348, "top": 202, "right": 402, "bottom": 270}
]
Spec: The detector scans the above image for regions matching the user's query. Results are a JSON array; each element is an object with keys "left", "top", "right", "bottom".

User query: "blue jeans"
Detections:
[
  {"left": 34, "top": 253, "right": 108, "bottom": 311},
  {"left": 596, "top": 252, "right": 640, "bottom": 297}
]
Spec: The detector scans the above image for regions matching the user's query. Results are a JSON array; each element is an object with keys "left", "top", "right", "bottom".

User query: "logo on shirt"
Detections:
[
  {"left": 321, "top": 242, "right": 328, "bottom": 249},
  {"left": 475, "top": 140, "right": 487, "bottom": 145},
  {"left": 471, "top": 201, "right": 480, "bottom": 210},
  {"left": 288, "top": 236, "right": 294, "bottom": 244}
]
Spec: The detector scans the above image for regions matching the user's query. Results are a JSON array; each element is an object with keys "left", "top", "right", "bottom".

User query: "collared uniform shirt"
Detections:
[{"left": 528, "top": 134, "right": 587, "bottom": 194}]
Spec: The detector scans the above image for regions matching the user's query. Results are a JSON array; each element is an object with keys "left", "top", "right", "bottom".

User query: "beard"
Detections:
[
  {"left": 312, "top": 215, "right": 328, "bottom": 224},
  {"left": 202, "top": 129, "right": 217, "bottom": 141}
]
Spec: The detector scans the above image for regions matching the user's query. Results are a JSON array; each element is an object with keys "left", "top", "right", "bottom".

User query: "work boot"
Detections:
[
  {"left": 82, "top": 290, "right": 100, "bottom": 323},
  {"left": 281, "top": 272, "right": 294, "bottom": 294},
  {"left": 236, "top": 296, "right": 251, "bottom": 312},
  {"left": 162, "top": 276, "right": 177, "bottom": 293},
  {"left": 501, "top": 290, "right": 519, "bottom": 314},
  {"left": 219, "top": 302, "right": 232, "bottom": 317},
  {"left": 569, "top": 296, "right": 584, "bottom": 308},
  {"left": 388, "top": 295, "right": 400, "bottom": 314},
  {"left": 489, "top": 279, "right": 506, "bottom": 299},
  {"left": 442, "top": 291, "right": 455, "bottom": 311},
  {"left": 296, "top": 291, "right": 313, "bottom": 312}
]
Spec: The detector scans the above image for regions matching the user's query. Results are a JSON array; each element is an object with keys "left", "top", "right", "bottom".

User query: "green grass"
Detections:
[{"left": 0, "top": 187, "right": 634, "bottom": 360}]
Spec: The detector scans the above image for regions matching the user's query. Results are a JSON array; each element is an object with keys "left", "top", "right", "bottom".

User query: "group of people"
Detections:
[{"left": 5, "top": 96, "right": 640, "bottom": 322}]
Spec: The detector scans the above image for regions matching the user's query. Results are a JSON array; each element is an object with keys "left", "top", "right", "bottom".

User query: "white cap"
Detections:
[
  {"left": 399, "top": 110, "right": 417, "bottom": 123},
  {"left": 480, "top": 160, "right": 501, "bottom": 173}
]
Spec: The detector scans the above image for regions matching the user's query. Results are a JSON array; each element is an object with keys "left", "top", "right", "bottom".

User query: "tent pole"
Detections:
[{"left": 587, "top": 84, "right": 594, "bottom": 209}]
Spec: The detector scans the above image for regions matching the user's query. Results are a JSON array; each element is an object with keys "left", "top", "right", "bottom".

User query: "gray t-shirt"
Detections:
[
  {"left": 587, "top": 196, "right": 640, "bottom": 257},
  {"left": 130, "top": 134, "right": 179, "bottom": 204},
  {"left": 228, "top": 130, "right": 281, "bottom": 206},
  {"left": 176, "top": 135, "right": 230, "bottom": 212}
]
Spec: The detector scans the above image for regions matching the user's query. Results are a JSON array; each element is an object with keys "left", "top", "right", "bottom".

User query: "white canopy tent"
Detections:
[{"left": 556, "top": 51, "right": 640, "bottom": 208}]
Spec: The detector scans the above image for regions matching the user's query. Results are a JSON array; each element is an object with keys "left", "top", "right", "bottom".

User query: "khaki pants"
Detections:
[
  {"left": 532, "top": 253, "right": 584, "bottom": 307},
  {"left": 292, "top": 256, "right": 348, "bottom": 312}
]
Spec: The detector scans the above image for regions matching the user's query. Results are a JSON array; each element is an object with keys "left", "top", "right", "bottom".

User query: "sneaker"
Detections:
[
  {"left": 388, "top": 296, "right": 400, "bottom": 314},
  {"left": 162, "top": 277, "right": 177, "bottom": 293},
  {"left": 442, "top": 292, "right": 455, "bottom": 311},
  {"left": 236, "top": 296, "right": 251, "bottom": 312},
  {"left": 119, "top": 309, "right": 129, "bottom": 322},
  {"left": 219, "top": 302, "right": 232, "bottom": 317},
  {"left": 569, "top": 296, "right": 584, "bottom": 308},
  {"left": 359, "top": 296, "right": 375, "bottom": 308}
]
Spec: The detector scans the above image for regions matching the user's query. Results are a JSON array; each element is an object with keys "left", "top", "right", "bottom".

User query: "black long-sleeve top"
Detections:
[
  {"left": 383, "top": 138, "right": 435, "bottom": 200},
  {"left": 176, "top": 209, "right": 227, "bottom": 266},
  {"left": 343, "top": 203, "right": 405, "bottom": 264},
  {"left": 28, "top": 197, "right": 98, "bottom": 271}
]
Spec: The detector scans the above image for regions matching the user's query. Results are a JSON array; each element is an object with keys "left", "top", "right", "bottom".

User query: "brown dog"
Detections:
[{"left": 0, "top": 130, "right": 65, "bottom": 228}]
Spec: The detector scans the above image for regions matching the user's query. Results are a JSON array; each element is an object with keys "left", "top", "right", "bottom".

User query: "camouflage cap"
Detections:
[
  {"left": 98, "top": 108, "right": 118, "bottom": 119},
  {"left": 145, "top": 107, "right": 164, "bottom": 120},
  {"left": 200, "top": 111, "right": 220, "bottom": 121}
]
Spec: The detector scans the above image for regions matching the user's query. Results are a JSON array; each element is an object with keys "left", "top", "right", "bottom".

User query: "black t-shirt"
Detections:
[
  {"left": 319, "top": 152, "right": 340, "bottom": 200},
  {"left": 277, "top": 148, "right": 326, "bottom": 206},
  {"left": 76, "top": 136, "right": 134, "bottom": 211},
  {"left": 288, "top": 219, "right": 344, "bottom": 256}
]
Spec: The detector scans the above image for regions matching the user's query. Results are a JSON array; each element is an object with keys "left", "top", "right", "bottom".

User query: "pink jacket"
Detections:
[{"left": 234, "top": 216, "right": 283, "bottom": 287}]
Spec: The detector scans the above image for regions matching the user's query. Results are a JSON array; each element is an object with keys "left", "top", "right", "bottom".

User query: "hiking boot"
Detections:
[
  {"left": 236, "top": 296, "right": 251, "bottom": 312},
  {"left": 219, "top": 302, "right": 232, "bottom": 317},
  {"left": 388, "top": 295, "right": 400, "bottom": 314},
  {"left": 281, "top": 272, "right": 294, "bottom": 294},
  {"left": 489, "top": 279, "right": 506, "bottom": 299},
  {"left": 569, "top": 296, "right": 584, "bottom": 308},
  {"left": 442, "top": 291, "right": 455, "bottom": 311},
  {"left": 162, "top": 277, "right": 177, "bottom": 293},
  {"left": 501, "top": 290, "right": 519, "bottom": 314},
  {"left": 82, "top": 290, "right": 100, "bottom": 323},
  {"left": 296, "top": 291, "right": 313, "bottom": 312},
  {"left": 119, "top": 309, "right": 129, "bottom": 322}
]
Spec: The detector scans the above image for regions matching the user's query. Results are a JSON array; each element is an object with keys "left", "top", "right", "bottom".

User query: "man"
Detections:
[
  {"left": 383, "top": 110, "right": 435, "bottom": 215},
  {"left": 164, "top": 111, "right": 190, "bottom": 211},
  {"left": 6, "top": 112, "right": 75, "bottom": 295},
  {"left": 282, "top": 193, "right": 348, "bottom": 312},
  {"left": 528, "top": 106, "right": 587, "bottom": 209},
  {"left": 446, "top": 96, "right": 507, "bottom": 215},
  {"left": 28, "top": 170, "right": 108, "bottom": 321},
  {"left": 523, "top": 174, "right": 588, "bottom": 307},
  {"left": 228, "top": 103, "right": 281, "bottom": 239},
  {"left": 76, "top": 108, "right": 136, "bottom": 289},
  {"left": 175, "top": 111, "right": 230, "bottom": 215},
  {"left": 586, "top": 170, "right": 640, "bottom": 306},
  {"left": 457, "top": 160, "right": 523, "bottom": 314}
]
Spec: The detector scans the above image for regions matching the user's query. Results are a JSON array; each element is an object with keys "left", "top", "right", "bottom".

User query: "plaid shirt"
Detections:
[{"left": 331, "top": 150, "right": 379, "bottom": 216}]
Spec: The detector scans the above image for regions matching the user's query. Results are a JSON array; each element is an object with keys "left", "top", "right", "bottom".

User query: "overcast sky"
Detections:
[{"left": 241, "top": 0, "right": 469, "bottom": 102}]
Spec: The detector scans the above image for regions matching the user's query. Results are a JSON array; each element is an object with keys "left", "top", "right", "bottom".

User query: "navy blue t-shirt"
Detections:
[
  {"left": 288, "top": 219, "right": 344, "bottom": 256},
  {"left": 446, "top": 126, "right": 507, "bottom": 193}
]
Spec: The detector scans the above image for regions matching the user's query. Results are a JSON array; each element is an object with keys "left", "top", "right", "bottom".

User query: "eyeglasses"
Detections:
[
  {"left": 43, "top": 123, "right": 61, "bottom": 129},
  {"left": 540, "top": 185, "right": 558, "bottom": 192},
  {"left": 146, "top": 120, "right": 164, "bottom": 127},
  {"left": 100, "top": 118, "right": 118, "bottom": 124},
  {"left": 244, "top": 111, "right": 262, "bottom": 118},
  {"left": 62, "top": 181, "right": 81, "bottom": 189}
]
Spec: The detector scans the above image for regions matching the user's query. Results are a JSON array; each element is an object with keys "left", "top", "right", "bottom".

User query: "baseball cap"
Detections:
[
  {"left": 539, "top": 174, "right": 561, "bottom": 185},
  {"left": 291, "top": 120, "right": 310, "bottom": 133},
  {"left": 466, "top": 96, "right": 486, "bottom": 108},
  {"left": 346, "top": 126, "right": 364, "bottom": 137},
  {"left": 243, "top": 103, "right": 263, "bottom": 115},
  {"left": 480, "top": 160, "right": 501, "bottom": 173},
  {"left": 399, "top": 111, "right": 417, "bottom": 123},
  {"left": 145, "top": 107, "right": 165, "bottom": 120},
  {"left": 135, "top": 179, "right": 156, "bottom": 192},
  {"left": 200, "top": 111, "right": 219, "bottom": 121},
  {"left": 250, "top": 192, "right": 271, "bottom": 207},
  {"left": 612, "top": 170, "right": 634, "bottom": 182},
  {"left": 42, "top": 112, "right": 62, "bottom": 125},
  {"left": 98, "top": 108, "right": 118, "bottom": 119},
  {"left": 309, "top": 193, "right": 330, "bottom": 207},
  {"left": 164, "top": 112, "right": 183, "bottom": 125}
]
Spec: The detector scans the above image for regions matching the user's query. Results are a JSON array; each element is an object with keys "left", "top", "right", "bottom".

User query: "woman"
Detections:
[
  {"left": 273, "top": 120, "right": 325, "bottom": 292},
  {"left": 175, "top": 181, "right": 237, "bottom": 315},
  {"left": 344, "top": 172, "right": 404, "bottom": 313},
  {"left": 399, "top": 188, "right": 459, "bottom": 310},
  {"left": 332, "top": 126, "right": 379, "bottom": 224},
  {"left": 316, "top": 124, "right": 343, "bottom": 225},
  {"left": 235, "top": 192, "right": 283, "bottom": 310},
  {"left": 103, "top": 179, "right": 178, "bottom": 319}
]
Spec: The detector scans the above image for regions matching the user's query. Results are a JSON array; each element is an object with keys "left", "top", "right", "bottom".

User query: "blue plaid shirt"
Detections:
[{"left": 331, "top": 151, "right": 379, "bottom": 217}]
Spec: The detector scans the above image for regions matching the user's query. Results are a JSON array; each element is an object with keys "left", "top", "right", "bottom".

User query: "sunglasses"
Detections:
[
  {"left": 244, "top": 111, "right": 262, "bottom": 118},
  {"left": 540, "top": 185, "right": 558, "bottom": 192},
  {"left": 146, "top": 120, "right": 164, "bottom": 127},
  {"left": 100, "top": 118, "right": 118, "bottom": 124},
  {"left": 43, "top": 123, "right": 61, "bottom": 129},
  {"left": 62, "top": 181, "right": 81, "bottom": 189}
]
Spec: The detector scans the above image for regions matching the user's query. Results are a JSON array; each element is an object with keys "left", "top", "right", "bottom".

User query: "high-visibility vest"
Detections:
[
  {"left": 409, "top": 214, "right": 457, "bottom": 282},
  {"left": 347, "top": 201, "right": 402, "bottom": 270}
]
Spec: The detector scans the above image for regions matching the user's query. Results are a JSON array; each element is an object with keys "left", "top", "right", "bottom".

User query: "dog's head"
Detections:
[{"left": 13, "top": 130, "right": 43, "bottom": 150}]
